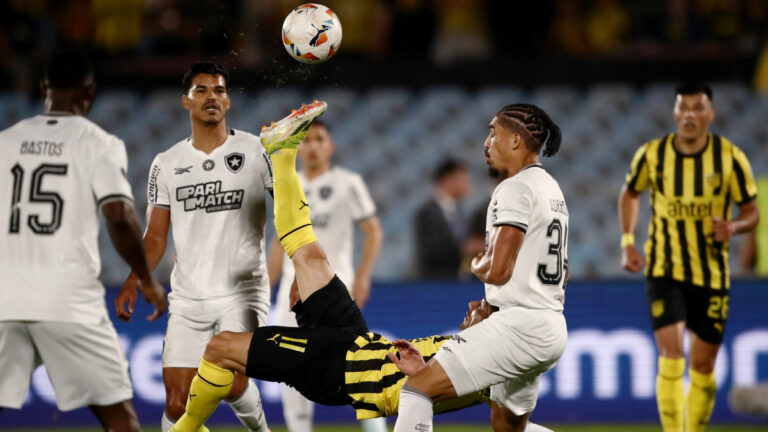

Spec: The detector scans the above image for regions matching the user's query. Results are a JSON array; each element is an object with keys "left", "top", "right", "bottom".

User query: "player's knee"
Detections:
[
  {"left": 227, "top": 373, "right": 248, "bottom": 400},
  {"left": 490, "top": 408, "right": 527, "bottom": 432},
  {"left": 204, "top": 331, "right": 236, "bottom": 366},
  {"left": 293, "top": 243, "right": 328, "bottom": 266},
  {"left": 165, "top": 397, "right": 187, "bottom": 422},
  {"left": 690, "top": 356, "right": 716, "bottom": 375}
]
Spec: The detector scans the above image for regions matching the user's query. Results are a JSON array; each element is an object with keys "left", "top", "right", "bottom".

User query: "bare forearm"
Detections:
[
  {"left": 732, "top": 203, "right": 760, "bottom": 235},
  {"left": 105, "top": 206, "right": 152, "bottom": 281},
  {"left": 357, "top": 222, "right": 382, "bottom": 276},
  {"left": 471, "top": 253, "right": 493, "bottom": 284},
  {"left": 618, "top": 185, "right": 640, "bottom": 234},
  {"left": 144, "top": 235, "right": 167, "bottom": 273},
  {"left": 124, "top": 232, "right": 167, "bottom": 284}
]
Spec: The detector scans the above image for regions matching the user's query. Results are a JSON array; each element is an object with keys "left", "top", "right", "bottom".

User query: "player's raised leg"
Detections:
[
  {"left": 172, "top": 101, "right": 328, "bottom": 432},
  {"left": 263, "top": 100, "right": 334, "bottom": 300}
]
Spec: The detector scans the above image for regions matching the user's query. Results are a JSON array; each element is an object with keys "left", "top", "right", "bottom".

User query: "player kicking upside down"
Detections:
[{"left": 170, "top": 101, "right": 498, "bottom": 432}]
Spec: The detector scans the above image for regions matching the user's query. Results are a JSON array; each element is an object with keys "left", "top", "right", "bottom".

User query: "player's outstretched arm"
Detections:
[
  {"left": 104, "top": 201, "right": 167, "bottom": 321},
  {"left": 261, "top": 100, "right": 334, "bottom": 301},
  {"left": 471, "top": 225, "right": 525, "bottom": 285},
  {"left": 618, "top": 184, "right": 646, "bottom": 273}
]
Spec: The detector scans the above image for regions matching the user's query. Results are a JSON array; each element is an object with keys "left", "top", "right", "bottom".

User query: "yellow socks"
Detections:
[
  {"left": 657, "top": 356, "right": 685, "bottom": 432},
  {"left": 271, "top": 148, "right": 317, "bottom": 256},
  {"left": 173, "top": 357, "right": 234, "bottom": 432},
  {"left": 686, "top": 368, "right": 716, "bottom": 432}
]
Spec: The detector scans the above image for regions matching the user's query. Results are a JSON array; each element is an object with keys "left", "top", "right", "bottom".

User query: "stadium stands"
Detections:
[{"left": 2, "top": 83, "right": 762, "bottom": 283}]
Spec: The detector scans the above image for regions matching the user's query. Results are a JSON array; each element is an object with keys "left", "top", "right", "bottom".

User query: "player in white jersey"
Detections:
[
  {"left": 266, "top": 120, "right": 384, "bottom": 432},
  {"left": 115, "top": 63, "right": 269, "bottom": 432},
  {"left": 0, "top": 50, "right": 166, "bottom": 431},
  {"left": 393, "top": 104, "right": 568, "bottom": 432}
]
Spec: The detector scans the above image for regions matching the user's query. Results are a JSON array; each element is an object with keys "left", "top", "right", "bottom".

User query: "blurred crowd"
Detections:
[{"left": 2, "top": 0, "right": 768, "bottom": 91}]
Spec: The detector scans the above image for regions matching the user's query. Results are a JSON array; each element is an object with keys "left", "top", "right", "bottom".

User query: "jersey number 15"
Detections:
[{"left": 9, "top": 163, "right": 68, "bottom": 235}]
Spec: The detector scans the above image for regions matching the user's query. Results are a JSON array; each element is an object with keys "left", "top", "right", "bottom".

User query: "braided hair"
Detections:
[{"left": 496, "top": 103, "right": 562, "bottom": 157}]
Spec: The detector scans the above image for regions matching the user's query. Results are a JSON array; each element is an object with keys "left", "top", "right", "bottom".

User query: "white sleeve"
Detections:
[
  {"left": 260, "top": 150, "right": 274, "bottom": 191},
  {"left": 492, "top": 179, "right": 533, "bottom": 233},
  {"left": 91, "top": 136, "right": 134, "bottom": 208},
  {"left": 348, "top": 173, "right": 376, "bottom": 221},
  {"left": 147, "top": 154, "right": 170, "bottom": 208}
]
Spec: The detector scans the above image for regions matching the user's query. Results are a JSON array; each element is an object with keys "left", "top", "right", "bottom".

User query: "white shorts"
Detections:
[
  {"left": 0, "top": 320, "right": 132, "bottom": 411},
  {"left": 163, "top": 288, "right": 270, "bottom": 368},
  {"left": 434, "top": 307, "right": 567, "bottom": 416}
]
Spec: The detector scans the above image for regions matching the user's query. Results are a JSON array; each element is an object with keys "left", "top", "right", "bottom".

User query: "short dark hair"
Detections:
[
  {"left": 182, "top": 62, "right": 230, "bottom": 93},
  {"left": 311, "top": 119, "right": 330, "bottom": 132},
  {"left": 45, "top": 49, "right": 93, "bottom": 89},
  {"left": 496, "top": 103, "right": 562, "bottom": 157},
  {"left": 433, "top": 158, "right": 466, "bottom": 182},
  {"left": 675, "top": 83, "right": 713, "bottom": 101}
]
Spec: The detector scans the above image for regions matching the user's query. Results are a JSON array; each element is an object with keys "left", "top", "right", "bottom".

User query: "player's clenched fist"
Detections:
[
  {"left": 621, "top": 246, "right": 646, "bottom": 273},
  {"left": 711, "top": 217, "right": 735, "bottom": 242}
]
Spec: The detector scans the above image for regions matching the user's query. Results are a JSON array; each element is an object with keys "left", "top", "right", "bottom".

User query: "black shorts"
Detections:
[
  {"left": 245, "top": 276, "right": 368, "bottom": 405},
  {"left": 646, "top": 277, "right": 729, "bottom": 345}
]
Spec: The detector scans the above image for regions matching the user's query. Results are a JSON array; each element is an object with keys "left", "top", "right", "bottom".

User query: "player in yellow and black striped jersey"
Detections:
[
  {"left": 176, "top": 275, "right": 490, "bottom": 422},
  {"left": 619, "top": 83, "right": 759, "bottom": 432},
  {"left": 169, "top": 101, "right": 499, "bottom": 432},
  {"left": 233, "top": 281, "right": 490, "bottom": 420},
  {"left": 345, "top": 332, "right": 489, "bottom": 419},
  {"left": 624, "top": 132, "right": 756, "bottom": 290}
]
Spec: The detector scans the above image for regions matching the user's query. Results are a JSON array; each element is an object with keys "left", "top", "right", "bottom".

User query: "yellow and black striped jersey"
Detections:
[
  {"left": 625, "top": 133, "right": 757, "bottom": 289},
  {"left": 345, "top": 333, "right": 488, "bottom": 419}
]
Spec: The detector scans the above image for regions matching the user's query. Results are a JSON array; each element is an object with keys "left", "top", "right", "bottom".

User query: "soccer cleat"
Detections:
[
  {"left": 169, "top": 426, "right": 210, "bottom": 432},
  {"left": 260, "top": 100, "right": 327, "bottom": 155}
]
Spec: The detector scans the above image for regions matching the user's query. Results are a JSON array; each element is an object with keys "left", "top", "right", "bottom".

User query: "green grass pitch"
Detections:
[{"left": 15, "top": 424, "right": 768, "bottom": 432}]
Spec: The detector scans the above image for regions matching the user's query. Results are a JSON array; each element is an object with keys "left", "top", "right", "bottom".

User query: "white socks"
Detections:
[
  {"left": 282, "top": 383, "right": 314, "bottom": 432},
  {"left": 161, "top": 411, "right": 176, "bottom": 432},
  {"left": 393, "top": 385, "right": 434, "bottom": 432},
  {"left": 227, "top": 380, "right": 269, "bottom": 431},
  {"left": 525, "top": 422, "right": 554, "bottom": 432},
  {"left": 361, "top": 416, "right": 388, "bottom": 432}
]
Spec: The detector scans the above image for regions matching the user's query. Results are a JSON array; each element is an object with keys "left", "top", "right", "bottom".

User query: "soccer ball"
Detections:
[{"left": 282, "top": 3, "right": 342, "bottom": 64}]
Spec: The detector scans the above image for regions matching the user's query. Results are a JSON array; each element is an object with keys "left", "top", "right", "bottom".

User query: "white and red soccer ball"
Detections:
[{"left": 282, "top": 3, "right": 342, "bottom": 64}]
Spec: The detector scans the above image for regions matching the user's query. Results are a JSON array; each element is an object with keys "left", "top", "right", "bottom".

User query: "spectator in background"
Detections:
[
  {"left": 90, "top": 0, "right": 143, "bottom": 53},
  {"left": 414, "top": 158, "right": 471, "bottom": 278},
  {"left": 739, "top": 174, "right": 768, "bottom": 276},
  {"left": 432, "top": 0, "right": 490, "bottom": 64},
  {"left": 585, "top": 0, "right": 630, "bottom": 53},
  {"left": 548, "top": 0, "right": 589, "bottom": 54}
]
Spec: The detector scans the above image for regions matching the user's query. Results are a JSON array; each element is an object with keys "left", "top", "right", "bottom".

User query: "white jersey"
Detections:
[
  {"left": 278, "top": 166, "right": 376, "bottom": 292},
  {"left": 0, "top": 114, "right": 134, "bottom": 324},
  {"left": 485, "top": 164, "right": 568, "bottom": 311},
  {"left": 148, "top": 129, "right": 273, "bottom": 303}
]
